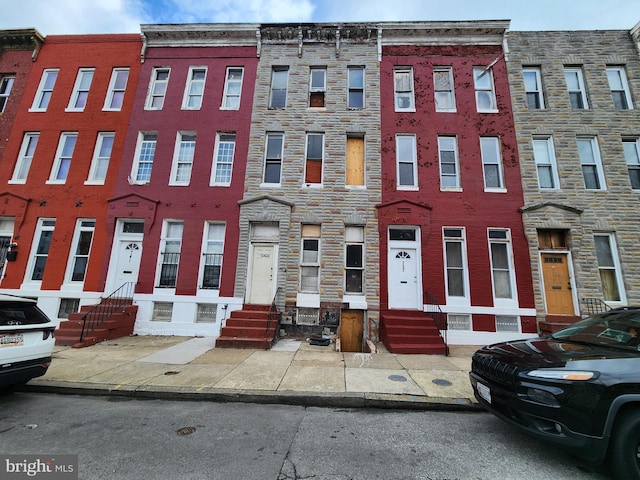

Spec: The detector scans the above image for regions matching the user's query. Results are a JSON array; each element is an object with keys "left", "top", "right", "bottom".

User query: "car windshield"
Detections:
[
  {"left": 552, "top": 309, "right": 640, "bottom": 351},
  {"left": 0, "top": 301, "right": 51, "bottom": 326}
]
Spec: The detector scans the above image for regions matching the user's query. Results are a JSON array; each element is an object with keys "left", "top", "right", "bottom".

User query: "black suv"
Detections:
[{"left": 469, "top": 307, "right": 640, "bottom": 479}]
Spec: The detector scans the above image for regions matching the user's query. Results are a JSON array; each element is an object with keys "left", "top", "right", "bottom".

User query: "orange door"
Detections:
[{"left": 541, "top": 253, "right": 575, "bottom": 315}]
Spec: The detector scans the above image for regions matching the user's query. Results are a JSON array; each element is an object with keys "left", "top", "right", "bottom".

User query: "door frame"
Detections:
[
  {"left": 105, "top": 219, "right": 144, "bottom": 294},
  {"left": 539, "top": 250, "right": 578, "bottom": 316},
  {"left": 246, "top": 242, "right": 278, "bottom": 305},
  {"left": 387, "top": 226, "right": 423, "bottom": 310}
]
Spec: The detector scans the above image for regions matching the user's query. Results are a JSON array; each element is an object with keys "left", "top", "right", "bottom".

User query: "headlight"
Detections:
[{"left": 527, "top": 370, "right": 597, "bottom": 381}]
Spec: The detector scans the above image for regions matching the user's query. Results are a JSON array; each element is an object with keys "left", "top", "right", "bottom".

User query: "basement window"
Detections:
[
  {"left": 496, "top": 315, "right": 519, "bottom": 332},
  {"left": 58, "top": 298, "right": 80, "bottom": 319},
  {"left": 152, "top": 302, "right": 173, "bottom": 322},
  {"left": 196, "top": 303, "right": 217, "bottom": 323},
  {"left": 447, "top": 314, "right": 471, "bottom": 330},
  {"left": 297, "top": 308, "right": 319, "bottom": 326}
]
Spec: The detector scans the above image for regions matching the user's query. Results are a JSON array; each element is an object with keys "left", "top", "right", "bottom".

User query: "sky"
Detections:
[{"left": 0, "top": 0, "right": 639, "bottom": 36}]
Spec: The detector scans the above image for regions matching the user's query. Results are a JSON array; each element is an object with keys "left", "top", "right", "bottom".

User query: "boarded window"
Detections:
[{"left": 346, "top": 136, "right": 364, "bottom": 186}]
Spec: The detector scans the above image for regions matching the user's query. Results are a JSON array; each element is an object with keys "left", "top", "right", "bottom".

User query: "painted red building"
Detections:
[
  {"left": 105, "top": 25, "right": 258, "bottom": 336},
  {"left": 0, "top": 34, "right": 142, "bottom": 321},
  {"left": 377, "top": 22, "right": 536, "bottom": 347}
]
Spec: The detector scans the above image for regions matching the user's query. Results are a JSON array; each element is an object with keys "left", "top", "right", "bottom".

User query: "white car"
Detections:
[{"left": 0, "top": 294, "right": 55, "bottom": 389}]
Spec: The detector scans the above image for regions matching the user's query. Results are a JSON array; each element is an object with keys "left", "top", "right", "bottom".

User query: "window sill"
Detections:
[
  {"left": 45, "top": 180, "right": 66, "bottom": 185},
  {"left": 397, "top": 186, "right": 419, "bottom": 191},
  {"left": 260, "top": 183, "right": 281, "bottom": 188},
  {"left": 477, "top": 109, "right": 499, "bottom": 114},
  {"left": 84, "top": 180, "right": 106, "bottom": 186},
  {"left": 7, "top": 179, "right": 26, "bottom": 185},
  {"left": 440, "top": 186, "right": 462, "bottom": 192},
  {"left": 484, "top": 187, "right": 507, "bottom": 193}
]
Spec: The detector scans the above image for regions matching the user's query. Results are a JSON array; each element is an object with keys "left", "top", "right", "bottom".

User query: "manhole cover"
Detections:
[
  {"left": 164, "top": 371, "right": 180, "bottom": 376},
  {"left": 388, "top": 375, "right": 407, "bottom": 382},
  {"left": 432, "top": 378, "right": 452, "bottom": 386},
  {"left": 177, "top": 427, "right": 196, "bottom": 436}
]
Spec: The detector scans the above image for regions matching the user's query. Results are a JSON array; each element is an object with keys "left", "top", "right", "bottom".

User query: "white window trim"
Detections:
[
  {"left": 438, "top": 135, "right": 461, "bottom": 190},
  {"left": 47, "top": 132, "right": 78, "bottom": 184},
  {"left": 300, "top": 226, "right": 321, "bottom": 293},
  {"left": 63, "top": 219, "right": 95, "bottom": 286},
  {"left": 24, "top": 218, "right": 56, "bottom": 286},
  {"left": 523, "top": 67, "right": 545, "bottom": 109},
  {"left": 103, "top": 68, "right": 129, "bottom": 111},
  {"left": 210, "top": 133, "right": 236, "bottom": 186},
  {"left": 130, "top": 132, "right": 157, "bottom": 185},
  {"left": 594, "top": 233, "right": 627, "bottom": 305},
  {"left": 578, "top": 137, "right": 606, "bottom": 191},
  {"left": 394, "top": 67, "right": 415, "bottom": 112},
  {"left": 66, "top": 68, "right": 95, "bottom": 112},
  {"left": 473, "top": 67, "right": 498, "bottom": 113},
  {"left": 10, "top": 132, "right": 39, "bottom": 184},
  {"left": 480, "top": 136, "right": 506, "bottom": 192},
  {"left": 221, "top": 67, "right": 244, "bottom": 110},
  {"left": 564, "top": 67, "right": 589, "bottom": 109},
  {"left": 181, "top": 66, "right": 207, "bottom": 110},
  {"left": 30, "top": 68, "right": 59, "bottom": 112},
  {"left": 303, "top": 133, "right": 324, "bottom": 187},
  {"left": 168, "top": 131, "right": 196, "bottom": 186},
  {"left": 269, "top": 68, "right": 289, "bottom": 109},
  {"left": 443, "top": 227, "right": 470, "bottom": 306},
  {"left": 347, "top": 66, "right": 365, "bottom": 110},
  {"left": 434, "top": 66, "right": 456, "bottom": 112},
  {"left": 261, "top": 133, "right": 284, "bottom": 186},
  {"left": 198, "top": 222, "right": 225, "bottom": 291},
  {"left": 623, "top": 137, "right": 640, "bottom": 190},
  {"left": 345, "top": 226, "right": 365, "bottom": 295},
  {"left": 532, "top": 136, "right": 560, "bottom": 190},
  {"left": 155, "top": 220, "right": 183, "bottom": 291},
  {"left": 606, "top": 66, "right": 634, "bottom": 110},
  {"left": 0, "top": 75, "right": 15, "bottom": 113},
  {"left": 86, "top": 132, "right": 115, "bottom": 185},
  {"left": 396, "top": 134, "right": 418, "bottom": 190},
  {"left": 145, "top": 67, "right": 170, "bottom": 110},
  {"left": 488, "top": 228, "right": 518, "bottom": 308}
]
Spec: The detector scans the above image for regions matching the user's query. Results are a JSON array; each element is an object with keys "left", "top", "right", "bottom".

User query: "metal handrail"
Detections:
[
  {"left": 80, "top": 282, "right": 136, "bottom": 341},
  {"left": 580, "top": 297, "right": 613, "bottom": 316},
  {"left": 265, "top": 287, "right": 282, "bottom": 349},
  {"left": 425, "top": 290, "right": 448, "bottom": 356}
]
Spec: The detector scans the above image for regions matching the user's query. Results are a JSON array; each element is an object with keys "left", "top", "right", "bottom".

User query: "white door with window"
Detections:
[
  {"left": 110, "top": 241, "right": 142, "bottom": 291},
  {"left": 388, "top": 247, "right": 421, "bottom": 309},
  {"left": 247, "top": 243, "right": 277, "bottom": 305}
]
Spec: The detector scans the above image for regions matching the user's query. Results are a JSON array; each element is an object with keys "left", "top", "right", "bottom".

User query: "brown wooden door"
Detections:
[
  {"left": 340, "top": 310, "right": 363, "bottom": 352},
  {"left": 541, "top": 253, "right": 575, "bottom": 315}
]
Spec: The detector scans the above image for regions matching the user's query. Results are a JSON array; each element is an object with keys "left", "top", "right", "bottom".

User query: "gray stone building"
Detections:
[
  {"left": 234, "top": 24, "right": 381, "bottom": 350},
  {"left": 506, "top": 25, "right": 640, "bottom": 331}
]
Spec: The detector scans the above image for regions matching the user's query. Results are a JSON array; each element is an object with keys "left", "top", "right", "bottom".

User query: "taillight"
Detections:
[{"left": 43, "top": 329, "right": 55, "bottom": 340}]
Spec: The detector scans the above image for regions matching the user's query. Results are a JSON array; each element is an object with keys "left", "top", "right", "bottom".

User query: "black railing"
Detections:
[
  {"left": 80, "top": 282, "right": 135, "bottom": 341},
  {"left": 425, "top": 290, "right": 448, "bottom": 356},
  {"left": 201, "top": 253, "right": 222, "bottom": 289},
  {"left": 158, "top": 252, "right": 180, "bottom": 287},
  {"left": 581, "top": 297, "right": 613, "bottom": 316},
  {"left": 265, "top": 287, "right": 283, "bottom": 349}
]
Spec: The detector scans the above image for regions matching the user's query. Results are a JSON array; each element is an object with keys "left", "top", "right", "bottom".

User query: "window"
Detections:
[
  {"left": 577, "top": 137, "right": 605, "bottom": 190},
  {"left": 103, "top": 68, "right": 129, "bottom": 110},
  {"left": 396, "top": 134, "right": 417, "bottom": 189},
  {"left": 48, "top": 133, "right": 78, "bottom": 183},
  {"left": 263, "top": 133, "right": 284, "bottom": 184},
  {"left": 438, "top": 136, "right": 459, "bottom": 188},
  {"left": 170, "top": 132, "right": 196, "bottom": 185},
  {"left": 564, "top": 67, "right": 589, "bottom": 109},
  {"left": 29, "top": 219, "right": 55, "bottom": 281},
  {"left": 594, "top": 234, "right": 624, "bottom": 303},
  {"left": 532, "top": 137, "right": 559, "bottom": 189},
  {"left": 488, "top": 229, "right": 515, "bottom": 301},
  {"left": 480, "top": 137, "right": 504, "bottom": 190},
  {"left": 345, "top": 226, "right": 364, "bottom": 294},
  {"left": 67, "top": 220, "right": 95, "bottom": 282},
  {"left": 448, "top": 314, "right": 471, "bottom": 330},
  {"left": 152, "top": 302, "right": 173, "bottom": 321},
  {"left": 132, "top": 133, "right": 157, "bottom": 183},
  {"left": 523, "top": 67, "right": 544, "bottom": 109},
  {"left": 309, "top": 67, "right": 326, "bottom": 108},
  {"left": 269, "top": 67, "right": 288, "bottom": 108},
  {"left": 607, "top": 67, "right": 633, "bottom": 110},
  {"left": 221, "top": 67, "right": 243, "bottom": 109},
  {"left": 11, "top": 133, "right": 39, "bottom": 182},
  {"left": 0, "top": 76, "right": 15, "bottom": 113},
  {"left": 158, "top": 221, "right": 183, "bottom": 288},
  {"left": 348, "top": 67, "right": 364, "bottom": 109},
  {"left": 58, "top": 298, "right": 79, "bottom": 319},
  {"left": 196, "top": 304, "right": 217, "bottom": 323},
  {"left": 181, "top": 67, "right": 206, "bottom": 110},
  {"left": 211, "top": 133, "right": 236, "bottom": 186},
  {"left": 473, "top": 67, "right": 497, "bottom": 112},
  {"left": 496, "top": 316, "right": 519, "bottom": 332},
  {"left": 67, "top": 68, "right": 94, "bottom": 111},
  {"left": 201, "top": 223, "right": 225, "bottom": 289},
  {"left": 434, "top": 67, "right": 455, "bottom": 111},
  {"left": 304, "top": 133, "right": 324, "bottom": 185},
  {"left": 394, "top": 68, "right": 414, "bottom": 111},
  {"left": 31, "top": 69, "right": 58, "bottom": 111},
  {"left": 443, "top": 228, "right": 468, "bottom": 300},
  {"left": 300, "top": 224, "right": 320, "bottom": 293},
  {"left": 346, "top": 135, "right": 364, "bottom": 186},
  {"left": 623, "top": 138, "right": 640, "bottom": 189},
  {"left": 87, "top": 132, "right": 114, "bottom": 183},
  {"left": 145, "top": 68, "right": 170, "bottom": 110},
  {"left": 538, "top": 229, "right": 568, "bottom": 250}
]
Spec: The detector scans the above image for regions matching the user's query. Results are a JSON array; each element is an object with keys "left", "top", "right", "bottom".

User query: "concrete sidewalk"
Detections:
[{"left": 24, "top": 335, "right": 482, "bottom": 410}]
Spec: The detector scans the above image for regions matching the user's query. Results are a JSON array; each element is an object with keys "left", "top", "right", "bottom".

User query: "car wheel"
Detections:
[{"left": 609, "top": 408, "right": 640, "bottom": 480}]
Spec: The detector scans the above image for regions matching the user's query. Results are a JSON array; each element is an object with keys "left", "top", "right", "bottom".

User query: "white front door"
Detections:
[
  {"left": 388, "top": 247, "right": 421, "bottom": 309},
  {"left": 247, "top": 243, "right": 277, "bottom": 304},
  {"left": 111, "top": 240, "right": 142, "bottom": 291}
]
